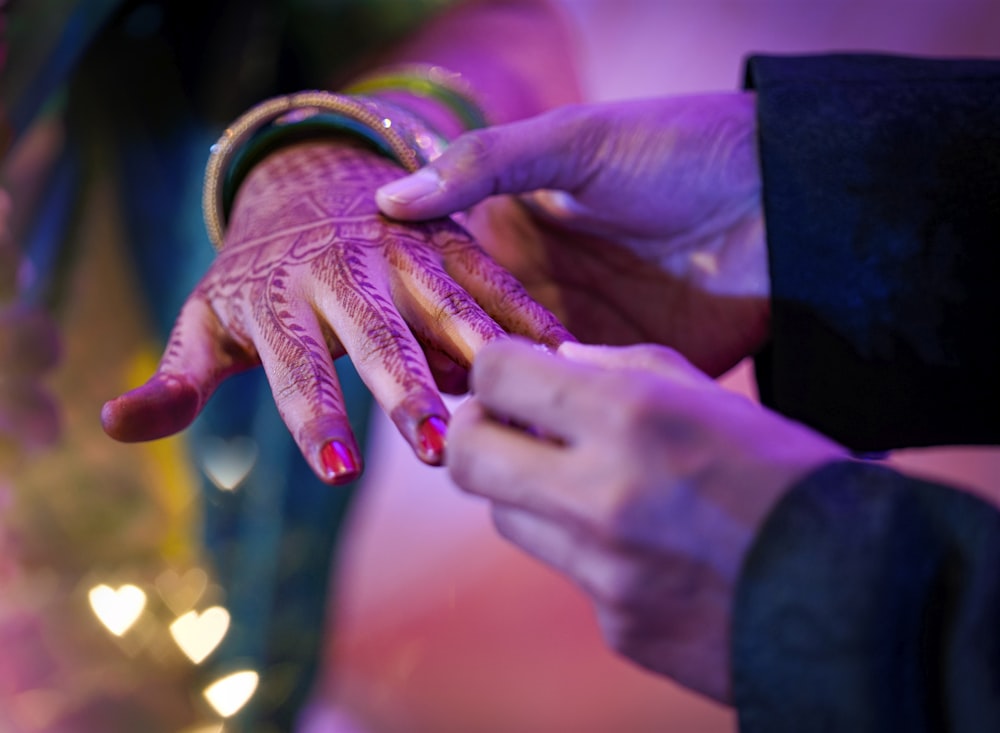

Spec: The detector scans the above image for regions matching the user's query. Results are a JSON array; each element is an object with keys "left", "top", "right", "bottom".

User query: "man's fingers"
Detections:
[
  {"left": 468, "top": 339, "right": 618, "bottom": 443},
  {"left": 376, "top": 108, "right": 594, "bottom": 220},
  {"left": 447, "top": 395, "right": 570, "bottom": 510},
  {"left": 101, "top": 297, "right": 253, "bottom": 442},
  {"left": 557, "top": 342, "right": 713, "bottom": 387},
  {"left": 449, "top": 397, "right": 633, "bottom": 597},
  {"left": 490, "top": 503, "right": 582, "bottom": 574}
]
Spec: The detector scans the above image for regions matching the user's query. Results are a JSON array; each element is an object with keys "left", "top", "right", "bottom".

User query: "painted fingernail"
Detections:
[
  {"left": 321, "top": 440, "right": 359, "bottom": 483},
  {"left": 376, "top": 168, "right": 443, "bottom": 206},
  {"left": 417, "top": 415, "right": 448, "bottom": 464}
]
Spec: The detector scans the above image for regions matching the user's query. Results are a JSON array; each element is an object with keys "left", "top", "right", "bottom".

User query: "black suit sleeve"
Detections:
[
  {"left": 732, "top": 461, "right": 1000, "bottom": 733},
  {"left": 732, "top": 55, "right": 1000, "bottom": 732},
  {"left": 744, "top": 54, "right": 1000, "bottom": 453}
]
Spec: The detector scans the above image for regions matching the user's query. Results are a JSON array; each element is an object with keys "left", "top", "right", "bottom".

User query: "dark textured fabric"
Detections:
[
  {"left": 734, "top": 461, "right": 1000, "bottom": 733},
  {"left": 733, "top": 54, "right": 1000, "bottom": 732},
  {"left": 746, "top": 54, "right": 1000, "bottom": 452}
]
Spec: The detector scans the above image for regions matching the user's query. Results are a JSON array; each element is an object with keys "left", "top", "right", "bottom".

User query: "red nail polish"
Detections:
[
  {"left": 321, "top": 441, "right": 358, "bottom": 482},
  {"left": 417, "top": 416, "right": 448, "bottom": 464}
]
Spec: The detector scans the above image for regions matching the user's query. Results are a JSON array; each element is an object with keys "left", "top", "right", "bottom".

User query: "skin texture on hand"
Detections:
[
  {"left": 101, "top": 139, "right": 571, "bottom": 484},
  {"left": 446, "top": 339, "right": 846, "bottom": 701},
  {"left": 378, "top": 94, "right": 770, "bottom": 376}
]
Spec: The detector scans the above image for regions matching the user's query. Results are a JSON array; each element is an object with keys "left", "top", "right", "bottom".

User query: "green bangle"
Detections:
[
  {"left": 344, "top": 63, "right": 489, "bottom": 132},
  {"left": 202, "top": 91, "right": 445, "bottom": 250}
]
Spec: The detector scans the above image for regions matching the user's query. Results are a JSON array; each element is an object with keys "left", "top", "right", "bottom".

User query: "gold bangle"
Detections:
[{"left": 202, "top": 90, "right": 445, "bottom": 250}]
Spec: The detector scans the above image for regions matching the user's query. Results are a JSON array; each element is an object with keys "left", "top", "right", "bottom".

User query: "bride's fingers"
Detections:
[
  {"left": 102, "top": 296, "right": 255, "bottom": 441},
  {"left": 440, "top": 231, "right": 573, "bottom": 349},
  {"left": 386, "top": 230, "right": 507, "bottom": 366},
  {"left": 309, "top": 239, "right": 452, "bottom": 465},
  {"left": 247, "top": 294, "right": 362, "bottom": 485}
]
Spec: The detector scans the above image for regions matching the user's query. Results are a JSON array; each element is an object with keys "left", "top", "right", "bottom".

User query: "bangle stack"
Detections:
[
  {"left": 202, "top": 90, "right": 446, "bottom": 250},
  {"left": 202, "top": 66, "right": 488, "bottom": 251}
]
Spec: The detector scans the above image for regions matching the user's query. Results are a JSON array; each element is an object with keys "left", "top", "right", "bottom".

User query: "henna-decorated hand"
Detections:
[{"left": 101, "top": 139, "right": 571, "bottom": 484}]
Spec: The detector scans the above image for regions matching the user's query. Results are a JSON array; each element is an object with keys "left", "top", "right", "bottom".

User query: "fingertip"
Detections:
[
  {"left": 468, "top": 338, "right": 532, "bottom": 395},
  {"left": 376, "top": 168, "right": 446, "bottom": 219},
  {"left": 556, "top": 340, "right": 603, "bottom": 360},
  {"left": 416, "top": 415, "right": 448, "bottom": 466},
  {"left": 475, "top": 336, "right": 544, "bottom": 365},
  {"left": 99, "top": 399, "right": 116, "bottom": 433},
  {"left": 101, "top": 375, "right": 201, "bottom": 442},
  {"left": 386, "top": 391, "right": 452, "bottom": 467},
  {"left": 319, "top": 439, "right": 364, "bottom": 486}
]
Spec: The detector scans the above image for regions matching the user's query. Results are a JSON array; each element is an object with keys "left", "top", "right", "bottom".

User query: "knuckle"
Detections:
[
  {"left": 446, "top": 130, "right": 501, "bottom": 187},
  {"left": 271, "top": 357, "right": 327, "bottom": 405},
  {"left": 353, "top": 317, "right": 411, "bottom": 366},
  {"left": 601, "top": 380, "right": 662, "bottom": 435},
  {"left": 553, "top": 104, "right": 612, "bottom": 166},
  {"left": 587, "top": 477, "right": 645, "bottom": 548},
  {"left": 432, "top": 287, "right": 484, "bottom": 324}
]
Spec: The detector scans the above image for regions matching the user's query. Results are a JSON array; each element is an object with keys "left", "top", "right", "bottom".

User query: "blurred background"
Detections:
[{"left": 2, "top": 2, "right": 999, "bottom": 733}]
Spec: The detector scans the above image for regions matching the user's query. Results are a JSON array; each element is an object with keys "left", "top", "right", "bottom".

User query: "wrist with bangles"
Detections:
[{"left": 202, "top": 64, "right": 488, "bottom": 251}]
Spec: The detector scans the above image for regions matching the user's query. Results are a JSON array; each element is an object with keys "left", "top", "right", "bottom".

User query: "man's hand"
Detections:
[
  {"left": 378, "top": 94, "right": 769, "bottom": 376},
  {"left": 446, "top": 340, "right": 845, "bottom": 701}
]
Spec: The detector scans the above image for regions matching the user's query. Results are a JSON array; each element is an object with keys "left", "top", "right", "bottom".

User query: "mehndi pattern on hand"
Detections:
[{"left": 103, "top": 139, "right": 571, "bottom": 482}]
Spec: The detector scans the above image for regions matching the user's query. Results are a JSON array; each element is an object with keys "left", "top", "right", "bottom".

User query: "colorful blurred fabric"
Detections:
[{"left": 0, "top": 1, "right": 452, "bottom": 731}]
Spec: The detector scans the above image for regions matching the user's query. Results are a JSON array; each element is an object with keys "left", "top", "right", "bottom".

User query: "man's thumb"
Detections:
[{"left": 376, "top": 112, "right": 588, "bottom": 220}]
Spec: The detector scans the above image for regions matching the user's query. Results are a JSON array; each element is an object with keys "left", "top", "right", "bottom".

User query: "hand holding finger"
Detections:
[
  {"left": 557, "top": 341, "right": 714, "bottom": 388},
  {"left": 375, "top": 107, "right": 596, "bottom": 220},
  {"left": 446, "top": 338, "right": 847, "bottom": 700},
  {"left": 377, "top": 96, "right": 770, "bottom": 379},
  {"left": 447, "top": 393, "right": 572, "bottom": 510},
  {"left": 376, "top": 94, "right": 761, "bottom": 239}
]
